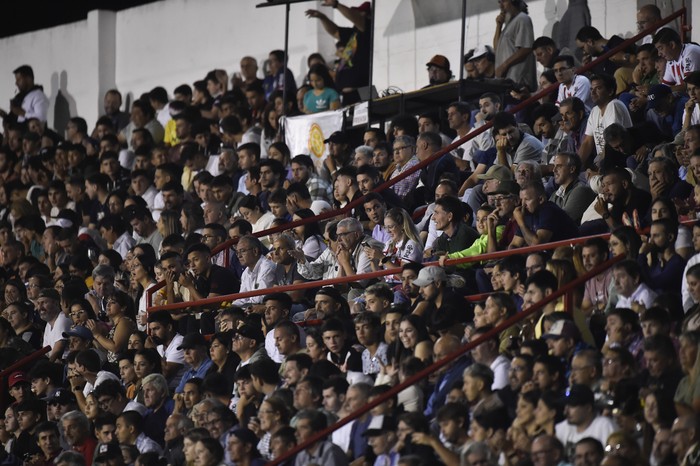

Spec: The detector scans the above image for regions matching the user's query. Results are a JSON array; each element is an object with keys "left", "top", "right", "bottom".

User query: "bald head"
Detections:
[{"left": 434, "top": 334, "right": 460, "bottom": 357}]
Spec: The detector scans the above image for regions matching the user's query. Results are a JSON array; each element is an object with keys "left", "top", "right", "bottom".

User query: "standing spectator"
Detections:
[
  {"left": 305, "top": 1, "right": 371, "bottom": 105},
  {"left": 0, "top": 65, "right": 48, "bottom": 123},
  {"left": 493, "top": 0, "right": 536, "bottom": 90}
]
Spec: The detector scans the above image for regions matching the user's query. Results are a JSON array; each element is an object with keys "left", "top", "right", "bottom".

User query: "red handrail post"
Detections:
[{"left": 564, "top": 291, "right": 574, "bottom": 315}]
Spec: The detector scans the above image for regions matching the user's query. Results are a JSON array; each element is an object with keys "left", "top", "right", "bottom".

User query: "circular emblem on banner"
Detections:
[{"left": 308, "top": 123, "right": 325, "bottom": 159}]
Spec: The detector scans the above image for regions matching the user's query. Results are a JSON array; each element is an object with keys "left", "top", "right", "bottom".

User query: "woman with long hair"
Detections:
[
  {"left": 248, "top": 396, "right": 290, "bottom": 461},
  {"left": 290, "top": 208, "right": 326, "bottom": 261},
  {"left": 303, "top": 64, "right": 340, "bottom": 114},
  {"left": 131, "top": 253, "right": 158, "bottom": 331},
  {"left": 305, "top": 331, "right": 327, "bottom": 363},
  {"left": 261, "top": 103, "right": 280, "bottom": 154},
  {"left": 157, "top": 209, "right": 183, "bottom": 238},
  {"left": 267, "top": 142, "right": 292, "bottom": 178},
  {"left": 368, "top": 208, "right": 423, "bottom": 274},
  {"left": 87, "top": 290, "right": 136, "bottom": 364},
  {"left": 181, "top": 202, "right": 205, "bottom": 236},
  {"left": 132, "top": 348, "right": 163, "bottom": 404},
  {"left": 533, "top": 390, "right": 565, "bottom": 435},
  {"left": 395, "top": 314, "right": 432, "bottom": 363},
  {"left": 68, "top": 298, "right": 97, "bottom": 328}
]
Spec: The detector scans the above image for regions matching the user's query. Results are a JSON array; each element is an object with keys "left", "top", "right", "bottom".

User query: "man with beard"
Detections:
[
  {"left": 639, "top": 219, "right": 686, "bottom": 296},
  {"left": 258, "top": 159, "right": 285, "bottom": 211},
  {"left": 582, "top": 167, "right": 651, "bottom": 233},
  {"left": 290, "top": 154, "right": 332, "bottom": 202},
  {"left": 146, "top": 312, "right": 185, "bottom": 391},
  {"left": 400, "top": 263, "right": 423, "bottom": 311},
  {"left": 0, "top": 65, "right": 49, "bottom": 123},
  {"left": 580, "top": 238, "right": 614, "bottom": 316},
  {"left": 356, "top": 165, "right": 402, "bottom": 209},
  {"left": 413, "top": 266, "right": 467, "bottom": 333},
  {"left": 320, "top": 131, "right": 354, "bottom": 183}
]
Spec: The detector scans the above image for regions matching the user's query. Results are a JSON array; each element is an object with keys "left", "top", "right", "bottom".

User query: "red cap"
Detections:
[{"left": 8, "top": 371, "right": 29, "bottom": 388}]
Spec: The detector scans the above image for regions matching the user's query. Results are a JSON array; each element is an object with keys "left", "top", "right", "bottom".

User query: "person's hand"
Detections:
[
  {"left": 165, "top": 270, "right": 179, "bottom": 285},
  {"left": 520, "top": 380, "right": 537, "bottom": 393},
  {"left": 594, "top": 196, "right": 609, "bottom": 216},
  {"left": 178, "top": 270, "right": 195, "bottom": 289},
  {"left": 336, "top": 244, "right": 351, "bottom": 265},
  {"left": 85, "top": 319, "right": 104, "bottom": 336},
  {"left": 496, "top": 135, "right": 508, "bottom": 153},
  {"left": 305, "top": 9, "right": 327, "bottom": 19},
  {"left": 438, "top": 254, "right": 449, "bottom": 267},
  {"left": 581, "top": 52, "right": 592, "bottom": 65},
  {"left": 288, "top": 248, "right": 307, "bottom": 262},
  {"left": 495, "top": 64, "right": 508, "bottom": 78},
  {"left": 686, "top": 96, "right": 698, "bottom": 113},
  {"left": 496, "top": 11, "right": 505, "bottom": 26},
  {"left": 248, "top": 417, "right": 262, "bottom": 437},
  {"left": 650, "top": 178, "right": 668, "bottom": 199},
  {"left": 144, "top": 335, "right": 157, "bottom": 349},
  {"left": 247, "top": 304, "right": 266, "bottom": 315},
  {"left": 512, "top": 205, "right": 524, "bottom": 223},
  {"left": 411, "top": 432, "right": 434, "bottom": 446},
  {"left": 487, "top": 211, "right": 499, "bottom": 229},
  {"left": 423, "top": 247, "right": 433, "bottom": 259},
  {"left": 364, "top": 246, "right": 383, "bottom": 263},
  {"left": 173, "top": 393, "right": 185, "bottom": 413},
  {"left": 634, "top": 146, "right": 648, "bottom": 163}
]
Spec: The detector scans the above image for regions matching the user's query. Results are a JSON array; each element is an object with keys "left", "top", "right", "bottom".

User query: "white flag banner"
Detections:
[{"left": 284, "top": 109, "right": 344, "bottom": 172}]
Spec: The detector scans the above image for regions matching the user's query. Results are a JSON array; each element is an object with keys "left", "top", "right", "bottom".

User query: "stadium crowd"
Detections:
[{"left": 0, "top": 1, "right": 700, "bottom": 466}]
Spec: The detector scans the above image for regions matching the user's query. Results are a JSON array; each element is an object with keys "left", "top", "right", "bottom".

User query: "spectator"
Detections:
[{"left": 493, "top": 0, "right": 536, "bottom": 90}]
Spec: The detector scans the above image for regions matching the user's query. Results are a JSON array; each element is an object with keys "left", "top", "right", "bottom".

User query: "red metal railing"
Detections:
[
  {"left": 266, "top": 254, "right": 624, "bottom": 465},
  {"left": 0, "top": 346, "right": 51, "bottom": 407},
  {"left": 147, "top": 231, "right": 613, "bottom": 314},
  {"left": 146, "top": 7, "right": 686, "bottom": 311}
]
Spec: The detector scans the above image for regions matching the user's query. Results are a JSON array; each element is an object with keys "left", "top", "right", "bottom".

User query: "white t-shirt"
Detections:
[
  {"left": 159, "top": 334, "right": 186, "bottom": 390},
  {"left": 490, "top": 355, "right": 511, "bottom": 390},
  {"left": 584, "top": 100, "right": 633, "bottom": 155},
  {"left": 83, "top": 371, "right": 120, "bottom": 397},
  {"left": 42, "top": 312, "right": 72, "bottom": 351},
  {"left": 557, "top": 75, "right": 593, "bottom": 111},
  {"left": 662, "top": 43, "right": 700, "bottom": 86},
  {"left": 555, "top": 415, "right": 617, "bottom": 455},
  {"left": 616, "top": 283, "right": 658, "bottom": 309}
]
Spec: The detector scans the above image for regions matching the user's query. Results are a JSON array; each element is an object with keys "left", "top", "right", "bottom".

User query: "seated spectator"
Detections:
[
  {"left": 555, "top": 384, "right": 616, "bottom": 456},
  {"left": 469, "top": 45, "right": 496, "bottom": 80},
  {"left": 425, "top": 55, "right": 452, "bottom": 87},
  {"left": 653, "top": 28, "right": 700, "bottom": 92},
  {"left": 493, "top": 112, "right": 544, "bottom": 169},
  {"left": 554, "top": 55, "right": 593, "bottom": 110},
  {"left": 509, "top": 181, "right": 579, "bottom": 248},
  {"left": 550, "top": 152, "right": 596, "bottom": 224}
]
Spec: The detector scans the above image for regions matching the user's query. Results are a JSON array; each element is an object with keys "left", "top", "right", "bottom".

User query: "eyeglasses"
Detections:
[
  {"left": 553, "top": 66, "right": 570, "bottom": 73},
  {"left": 491, "top": 196, "right": 513, "bottom": 203}
]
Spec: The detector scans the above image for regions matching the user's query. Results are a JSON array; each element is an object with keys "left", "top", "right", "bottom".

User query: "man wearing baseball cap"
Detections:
[
  {"left": 175, "top": 333, "right": 213, "bottom": 394},
  {"left": 468, "top": 45, "right": 495, "bottom": 79},
  {"left": 555, "top": 384, "right": 616, "bottom": 455},
  {"left": 425, "top": 55, "right": 452, "bottom": 87},
  {"left": 646, "top": 83, "right": 687, "bottom": 138}
]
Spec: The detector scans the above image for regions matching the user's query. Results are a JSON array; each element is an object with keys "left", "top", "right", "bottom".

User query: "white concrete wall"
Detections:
[{"left": 0, "top": 0, "right": 692, "bottom": 133}]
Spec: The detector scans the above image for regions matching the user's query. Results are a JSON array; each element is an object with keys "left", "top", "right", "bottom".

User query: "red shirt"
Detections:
[{"left": 73, "top": 437, "right": 97, "bottom": 466}]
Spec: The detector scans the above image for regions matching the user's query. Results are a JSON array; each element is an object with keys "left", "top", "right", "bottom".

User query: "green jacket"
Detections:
[{"left": 446, "top": 226, "right": 505, "bottom": 269}]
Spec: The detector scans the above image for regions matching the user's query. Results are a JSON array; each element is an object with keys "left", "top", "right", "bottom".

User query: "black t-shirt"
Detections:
[{"left": 335, "top": 23, "right": 371, "bottom": 90}]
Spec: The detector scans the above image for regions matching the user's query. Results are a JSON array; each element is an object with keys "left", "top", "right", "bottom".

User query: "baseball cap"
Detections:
[
  {"left": 477, "top": 165, "right": 513, "bottom": 182},
  {"left": 542, "top": 320, "right": 577, "bottom": 340},
  {"left": 324, "top": 131, "right": 349, "bottom": 145},
  {"left": 62, "top": 326, "right": 93, "bottom": 341},
  {"left": 363, "top": 415, "right": 397, "bottom": 437},
  {"left": 351, "top": 2, "right": 371, "bottom": 13},
  {"left": 470, "top": 45, "right": 494, "bottom": 61},
  {"left": 43, "top": 388, "right": 77, "bottom": 406},
  {"left": 489, "top": 180, "right": 520, "bottom": 197},
  {"left": 177, "top": 333, "right": 208, "bottom": 350},
  {"left": 94, "top": 443, "right": 122, "bottom": 462},
  {"left": 426, "top": 55, "right": 451, "bottom": 71},
  {"left": 234, "top": 324, "right": 265, "bottom": 344},
  {"left": 412, "top": 266, "right": 447, "bottom": 287},
  {"left": 565, "top": 384, "right": 594, "bottom": 406},
  {"left": 8, "top": 371, "right": 29, "bottom": 388},
  {"left": 646, "top": 84, "right": 672, "bottom": 110}
]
